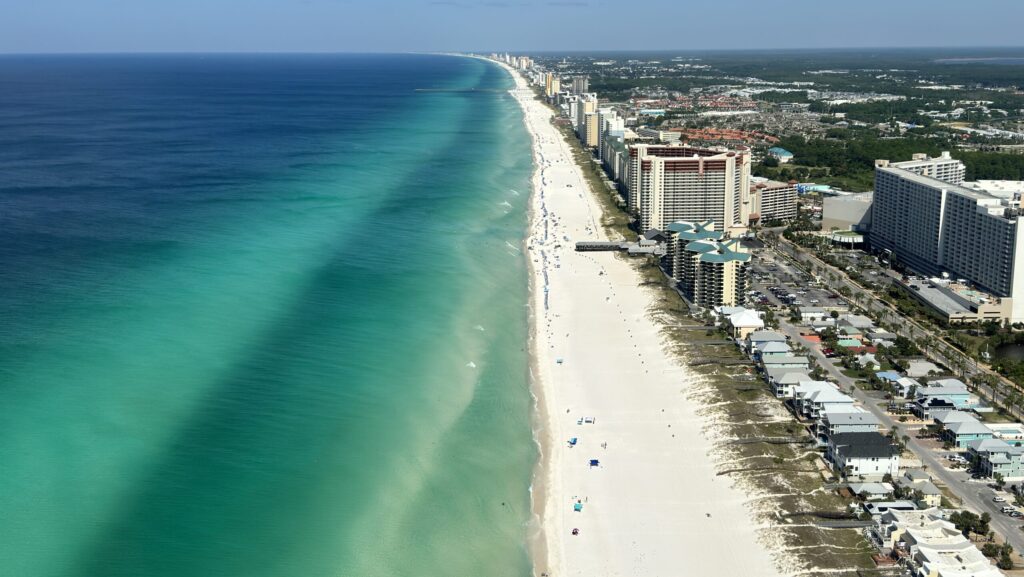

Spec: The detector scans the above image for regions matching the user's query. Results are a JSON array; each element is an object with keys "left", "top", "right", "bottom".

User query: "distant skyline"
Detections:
[{"left": 2, "top": 0, "right": 1023, "bottom": 54}]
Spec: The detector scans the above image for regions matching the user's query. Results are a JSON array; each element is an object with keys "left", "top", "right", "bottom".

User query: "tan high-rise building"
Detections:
[
  {"left": 544, "top": 73, "right": 560, "bottom": 98},
  {"left": 665, "top": 221, "right": 750, "bottom": 308},
  {"left": 627, "top": 144, "right": 752, "bottom": 234},
  {"left": 583, "top": 113, "right": 600, "bottom": 148},
  {"left": 575, "top": 94, "right": 596, "bottom": 136}
]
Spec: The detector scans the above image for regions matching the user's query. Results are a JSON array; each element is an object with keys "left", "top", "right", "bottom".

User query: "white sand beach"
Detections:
[{"left": 494, "top": 60, "right": 785, "bottom": 577}]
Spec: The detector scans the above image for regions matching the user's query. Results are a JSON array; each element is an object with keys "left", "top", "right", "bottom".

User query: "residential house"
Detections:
[
  {"left": 893, "top": 469, "right": 943, "bottom": 508},
  {"left": 872, "top": 508, "right": 1002, "bottom": 577},
  {"left": 942, "top": 419, "right": 993, "bottom": 448},
  {"left": 819, "top": 410, "right": 880, "bottom": 440},
  {"left": 757, "top": 341, "right": 792, "bottom": 359},
  {"left": 895, "top": 377, "right": 920, "bottom": 398},
  {"left": 863, "top": 501, "right": 917, "bottom": 516},
  {"left": 800, "top": 387, "right": 855, "bottom": 419},
  {"left": 918, "top": 379, "right": 973, "bottom": 410},
  {"left": 762, "top": 355, "right": 811, "bottom": 370},
  {"left": 932, "top": 410, "right": 977, "bottom": 427},
  {"left": 875, "top": 371, "right": 902, "bottom": 386},
  {"left": 967, "top": 438, "right": 1024, "bottom": 481},
  {"left": 767, "top": 369, "right": 812, "bottom": 398},
  {"left": 827, "top": 432, "right": 901, "bottom": 480},
  {"left": 856, "top": 353, "right": 880, "bottom": 370},
  {"left": 747, "top": 330, "right": 787, "bottom": 354},
  {"left": 848, "top": 482, "right": 894, "bottom": 501},
  {"left": 914, "top": 541, "right": 1004, "bottom": 577},
  {"left": 789, "top": 380, "right": 836, "bottom": 403},
  {"left": 912, "top": 397, "right": 958, "bottom": 420},
  {"left": 727, "top": 309, "right": 764, "bottom": 339}
]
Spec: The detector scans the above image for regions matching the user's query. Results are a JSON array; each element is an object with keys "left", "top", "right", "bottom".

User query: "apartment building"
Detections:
[
  {"left": 871, "top": 152, "right": 1024, "bottom": 323},
  {"left": 666, "top": 223, "right": 750, "bottom": 308},
  {"left": 570, "top": 75, "right": 589, "bottom": 94},
  {"left": 575, "top": 94, "right": 597, "bottom": 137},
  {"left": 665, "top": 220, "right": 722, "bottom": 280},
  {"left": 627, "top": 144, "right": 752, "bottom": 234},
  {"left": 544, "top": 73, "right": 560, "bottom": 98},
  {"left": 582, "top": 113, "right": 600, "bottom": 148},
  {"left": 748, "top": 178, "right": 798, "bottom": 224}
]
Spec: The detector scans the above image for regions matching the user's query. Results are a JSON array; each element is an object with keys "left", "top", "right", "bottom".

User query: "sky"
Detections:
[{"left": 1, "top": 0, "right": 1022, "bottom": 53}]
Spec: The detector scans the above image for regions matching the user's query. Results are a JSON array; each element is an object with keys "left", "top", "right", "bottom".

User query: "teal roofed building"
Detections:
[
  {"left": 671, "top": 231, "right": 751, "bottom": 309},
  {"left": 768, "top": 147, "right": 794, "bottom": 163},
  {"left": 666, "top": 220, "right": 722, "bottom": 280}
]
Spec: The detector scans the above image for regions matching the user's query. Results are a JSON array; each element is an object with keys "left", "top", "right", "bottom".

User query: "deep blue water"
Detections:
[{"left": 0, "top": 54, "right": 535, "bottom": 577}]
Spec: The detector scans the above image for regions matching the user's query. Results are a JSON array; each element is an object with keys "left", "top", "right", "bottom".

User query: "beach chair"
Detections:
[{"left": 589, "top": 459, "right": 600, "bottom": 468}]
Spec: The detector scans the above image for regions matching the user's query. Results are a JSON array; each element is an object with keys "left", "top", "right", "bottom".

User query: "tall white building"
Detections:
[
  {"left": 627, "top": 144, "right": 752, "bottom": 234},
  {"left": 872, "top": 152, "right": 1024, "bottom": 323},
  {"left": 597, "top": 108, "right": 623, "bottom": 151}
]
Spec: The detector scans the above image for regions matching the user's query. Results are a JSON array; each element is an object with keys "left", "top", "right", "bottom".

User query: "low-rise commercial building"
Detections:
[{"left": 822, "top": 192, "right": 874, "bottom": 233}]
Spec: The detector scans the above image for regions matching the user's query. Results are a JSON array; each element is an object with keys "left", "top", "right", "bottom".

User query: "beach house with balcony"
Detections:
[
  {"left": 827, "top": 432, "right": 901, "bottom": 480},
  {"left": 941, "top": 419, "right": 993, "bottom": 448},
  {"left": 967, "top": 438, "right": 1024, "bottom": 481}
]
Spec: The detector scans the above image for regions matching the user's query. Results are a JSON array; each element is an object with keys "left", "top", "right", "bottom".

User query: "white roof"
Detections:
[
  {"left": 907, "top": 360, "right": 941, "bottom": 377},
  {"left": 793, "top": 381, "right": 836, "bottom": 397},
  {"left": 762, "top": 355, "right": 809, "bottom": 366},
  {"left": 932, "top": 410, "right": 976, "bottom": 425},
  {"left": 729, "top": 309, "right": 764, "bottom": 328},
  {"left": 848, "top": 482, "right": 893, "bottom": 495},
  {"left": 806, "top": 388, "right": 855, "bottom": 404},
  {"left": 824, "top": 412, "right": 878, "bottom": 426},
  {"left": 946, "top": 421, "right": 992, "bottom": 436}
]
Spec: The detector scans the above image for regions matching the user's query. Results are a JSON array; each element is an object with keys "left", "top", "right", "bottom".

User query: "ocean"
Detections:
[{"left": 0, "top": 54, "right": 536, "bottom": 577}]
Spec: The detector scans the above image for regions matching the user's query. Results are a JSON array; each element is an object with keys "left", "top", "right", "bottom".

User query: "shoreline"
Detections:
[{"left": 483, "top": 56, "right": 784, "bottom": 576}]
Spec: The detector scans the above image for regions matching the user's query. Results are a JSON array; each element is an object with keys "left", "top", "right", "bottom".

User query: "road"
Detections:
[
  {"left": 774, "top": 318, "right": 1024, "bottom": 553},
  {"left": 768, "top": 236, "right": 1024, "bottom": 423}
]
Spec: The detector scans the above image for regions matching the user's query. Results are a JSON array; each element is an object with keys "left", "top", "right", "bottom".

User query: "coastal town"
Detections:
[{"left": 488, "top": 51, "right": 1024, "bottom": 577}]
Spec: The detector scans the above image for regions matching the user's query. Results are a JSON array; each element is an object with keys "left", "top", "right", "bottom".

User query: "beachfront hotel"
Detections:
[
  {"left": 871, "top": 152, "right": 1024, "bottom": 323},
  {"left": 626, "top": 144, "right": 752, "bottom": 235},
  {"left": 748, "top": 178, "right": 798, "bottom": 224},
  {"left": 666, "top": 221, "right": 751, "bottom": 308}
]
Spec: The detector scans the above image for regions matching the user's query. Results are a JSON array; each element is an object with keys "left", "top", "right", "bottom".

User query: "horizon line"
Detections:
[{"left": 2, "top": 45, "right": 1024, "bottom": 57}]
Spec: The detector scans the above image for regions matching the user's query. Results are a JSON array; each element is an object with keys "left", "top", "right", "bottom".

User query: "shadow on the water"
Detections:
[{"left": 414, "top": 88, "right": 505, "bottom": 93}]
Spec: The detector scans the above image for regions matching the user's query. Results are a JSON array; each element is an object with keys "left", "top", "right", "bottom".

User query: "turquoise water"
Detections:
[{"left": 0, "top": 54, "right": 535, "bottom": 577}]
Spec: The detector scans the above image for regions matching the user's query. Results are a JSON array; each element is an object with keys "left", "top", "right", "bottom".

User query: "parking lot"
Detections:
[{"left": 749, "top": 252, "right": 844, "bottom": 309}]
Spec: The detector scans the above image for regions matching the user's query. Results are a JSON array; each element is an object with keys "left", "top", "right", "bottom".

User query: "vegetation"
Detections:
[
  {"left": 751, "top": 133, "right": 1024, "bottom": 192},
  {"left": 949, "top": 510, "right": 991, "bottom": 538}
]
